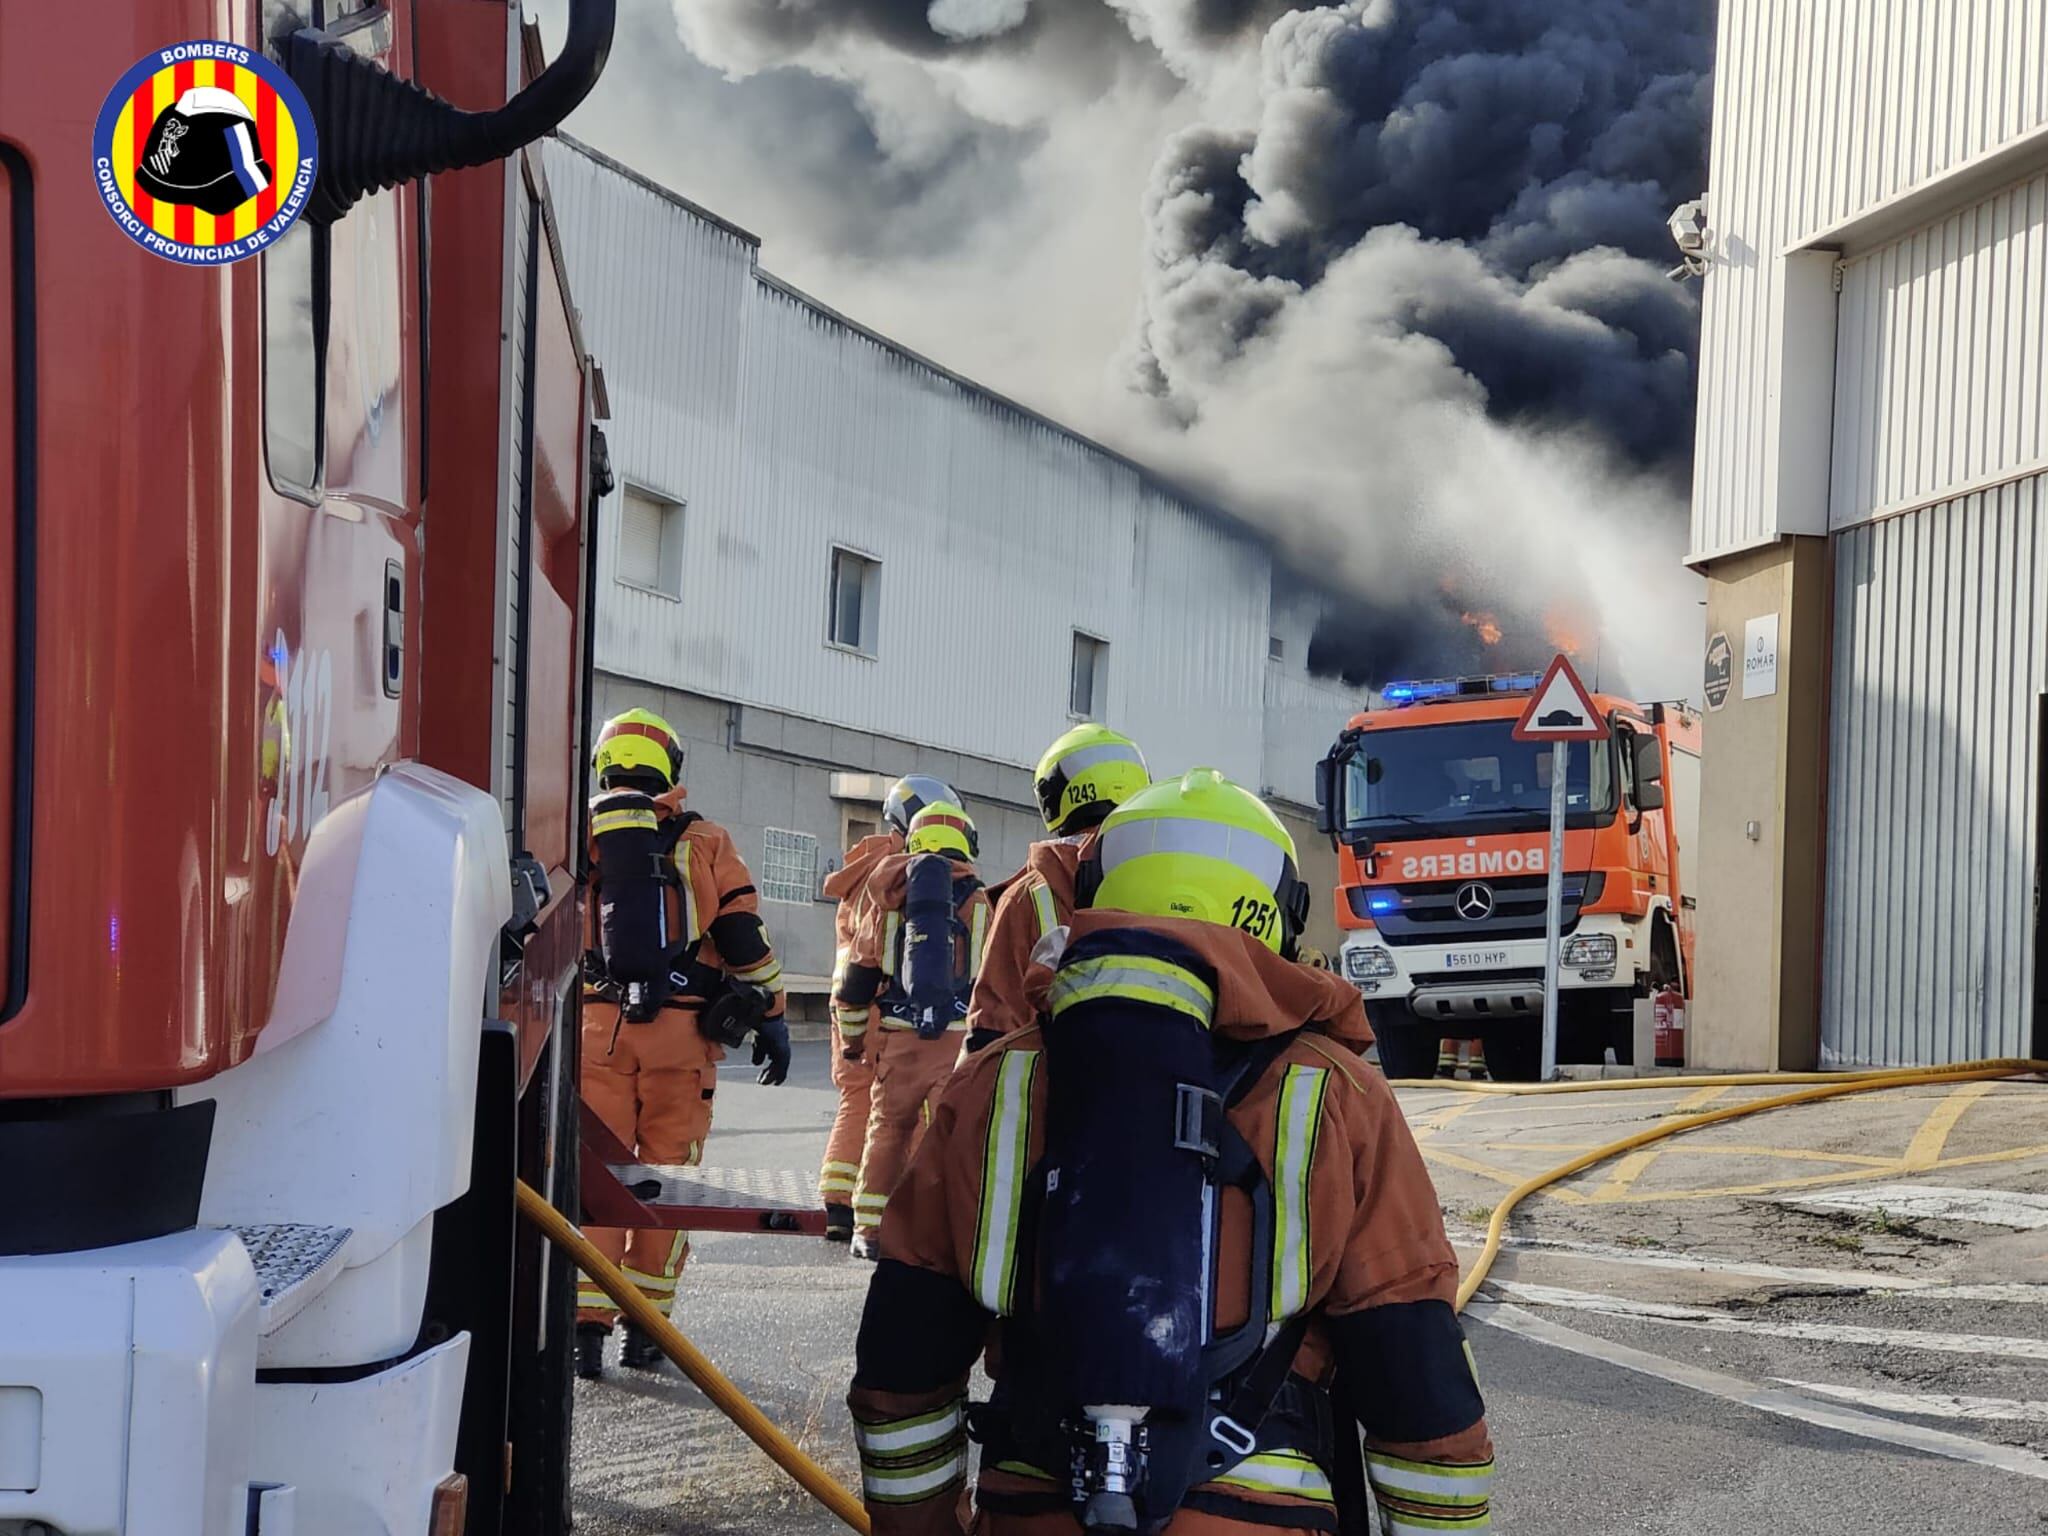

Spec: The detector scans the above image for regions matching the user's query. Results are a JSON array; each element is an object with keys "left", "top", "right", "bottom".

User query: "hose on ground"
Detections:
[
  {"left": 1436, "top": 1058, "right": 2048, "bottom": 1313},
  {"left": 514, "top": 1179, "right": 872, "bottom": 1535}
]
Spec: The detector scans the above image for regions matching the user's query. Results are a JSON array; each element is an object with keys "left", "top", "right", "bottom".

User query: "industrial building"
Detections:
[
  {"left": 543, "top": 137, "right": 1370, "bottom": 1000},
  {"left": 1688, "top": 2, "right": 2048, "bottom": 1067}
]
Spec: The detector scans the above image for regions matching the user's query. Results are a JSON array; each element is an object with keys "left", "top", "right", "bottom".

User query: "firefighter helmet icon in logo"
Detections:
[{"left": 93, "top": 40, "right": 318, "bottom": 266}]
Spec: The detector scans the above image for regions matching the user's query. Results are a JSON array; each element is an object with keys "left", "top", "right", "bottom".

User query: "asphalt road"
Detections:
[{"left": 570, "top": 1042, "right": 2048, "bottom": 1533}]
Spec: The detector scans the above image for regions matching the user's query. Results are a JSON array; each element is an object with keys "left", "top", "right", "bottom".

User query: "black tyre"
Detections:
[
  {"left": 1559, "top": 991, "right": 1635, "bottom": 1065},
  {"left": 1480, "top": 1025, "right": 1543, "bottom": 1082},
  {"left": 1368, "top": 1004, "right": 1440, "bottom": 1080}
]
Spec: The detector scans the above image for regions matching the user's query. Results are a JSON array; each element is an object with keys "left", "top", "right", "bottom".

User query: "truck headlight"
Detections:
[
  {"left": 1343, "top": 946, "right": 1398, "bottom": 982},
  {"left": 1562, "top": 934, "right": 1618, "bottom": 969}
]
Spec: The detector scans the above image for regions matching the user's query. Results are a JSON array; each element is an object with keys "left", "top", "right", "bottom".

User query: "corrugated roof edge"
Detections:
[
  {"left": 553, "top": 132, "right": 762, "bottom": 249},
  {"left": 749, "top": 267, "right": 1272, "bottom": 552},
  {"left": 553, "top": 133, "right": 1364, "bottom": 611}
]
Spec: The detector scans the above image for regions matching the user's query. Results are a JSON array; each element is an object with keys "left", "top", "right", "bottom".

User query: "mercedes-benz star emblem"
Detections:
[{"left": 1454, "top": 882, "right": 1495, "bottom": 921}]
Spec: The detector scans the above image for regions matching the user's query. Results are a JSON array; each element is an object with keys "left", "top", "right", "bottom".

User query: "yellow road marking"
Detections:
[
  {"left": 1418, "top": 1146, "right": 1588, "bottom": 1202},
  {"left": 1903, "top": 1082, "right": 1999, "bottom": 1170},
  {"left": 1668, "top": 1084, "right": 1733, "bottom": 1114},
  {"left": 1588, "top": 1149, "right": 1663, "bottom": 1203},
  {"left": 1456, "top": 1141, "right": 1898, "bottom": 1167},
  {"left": 1596, "top": 1142, "right": 2048, "bottom": 1205}
]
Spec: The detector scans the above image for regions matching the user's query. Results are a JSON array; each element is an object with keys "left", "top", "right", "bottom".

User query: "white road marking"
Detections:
[
  {"left": 1485, "top": 1280, "right": 2048, "bottom": 1360},
  {"left": 1778, "top": 1184, "right": 2048, "bottom": 1230},
  {"left": 1468, "top": 1303, "right": 2048, "bottom": 1483},
  {"left": 1772, "top": 1380, "right": 2048, "bottom": 1424},
  {"left": 1444, "top": 1229, "right": 2048, "bottom": 1302}
]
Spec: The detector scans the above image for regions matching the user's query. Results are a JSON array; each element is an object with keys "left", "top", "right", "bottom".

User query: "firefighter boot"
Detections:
[
  {"left": 621, "top": 1322, "right": 667, "bottom": 1371},
  {"left": 576, "top": 1321, "right": 609, "bottom": 1381},
  {"left": 824, "top": 1202, "right": 855, "bottom": 1242}
]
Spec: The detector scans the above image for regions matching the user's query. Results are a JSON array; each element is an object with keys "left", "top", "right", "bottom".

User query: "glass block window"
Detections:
[{"left": 761, "top": 827, "right": 820, "bottom": 904}]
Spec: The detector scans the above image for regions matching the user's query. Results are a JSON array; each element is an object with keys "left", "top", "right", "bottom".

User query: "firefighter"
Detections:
[
  {"left": 834, "top": 800, "right": 991, "bottom": 1261},
  {"left": 575, "top": 709, "right": 792, "bottom": 1380},
  {"left": 848, "top": 770, "right": 1494, "bottom": 1533},
  {"left": 819, "top": 775, "right": 960, "bottom": 1242},
  {"left": 963, "top": 723, "right": 1150, "bottom": 1048}
]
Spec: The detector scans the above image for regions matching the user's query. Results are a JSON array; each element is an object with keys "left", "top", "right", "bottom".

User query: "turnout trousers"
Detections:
[
  {"left": 853, "top": 1026, "right": 961, "bottom": 1241},
  {"left": 577, "top": 996, "right": 719, "bottom": 1324}
]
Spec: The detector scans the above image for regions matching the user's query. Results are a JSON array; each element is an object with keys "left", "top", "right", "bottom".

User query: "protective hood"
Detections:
[
  {"left": 824, "top": 830, "right": 903, "bottom": 902},
  {"left": 1052, "top": 909, "right": 1372, "bottom": 1049}
]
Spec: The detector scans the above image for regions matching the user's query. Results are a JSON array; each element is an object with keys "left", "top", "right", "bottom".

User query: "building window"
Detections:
[
  {"left": 761, "top": 828, "right": 820, "bottom": 904},
  {"left": 1070, "top": 631, "right": 1108, "bottom": 719},
  {"left": 1269, "top": 634, "right": 1285, "bottom": 661},
  {"left": 841, "top": 806, "right": 881, "bottom": 853},
  {"left": 617, "top": 487, "right": 684, "bottom": 598},
  {"left": 828, "top": 547, "right": 882, "bottom": 654}
]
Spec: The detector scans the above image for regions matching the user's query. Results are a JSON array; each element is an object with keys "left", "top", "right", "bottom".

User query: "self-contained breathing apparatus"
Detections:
[
  {"left": 889, "top": 851, "right": 979, "bottom": 1040},
  {"left": 972, "top": 928, "right": 1316, "bottom": 1536},
  {"left": 589, "top": 794, "right": 772, "bottom": 1040}
]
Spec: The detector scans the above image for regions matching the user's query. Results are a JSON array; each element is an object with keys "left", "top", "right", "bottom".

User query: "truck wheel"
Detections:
[
  {"left": 1480, "top": 1026, "right": 1542, "bottom": 1083},
  {"left": 1560, "top": 991, "right": 1636, "bottom": 1065},
  {"left": 1367, "top": 1005, "right": 1440, "bottom": 1081}
]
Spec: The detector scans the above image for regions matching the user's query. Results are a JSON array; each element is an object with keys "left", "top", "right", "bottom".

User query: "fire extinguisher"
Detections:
[{"left": 1653, "top": 987, "right": 1686, "bottom": 1068}]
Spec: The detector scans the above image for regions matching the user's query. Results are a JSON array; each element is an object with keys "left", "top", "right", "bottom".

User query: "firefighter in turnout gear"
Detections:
[
  {"left": 576, "top": 709, "right": 792, "bottom": 1380},
  {"left": 965, "top": 724, "right": 1149, "bottom": 1048},
  {"left": 820, "top": 775, "right": 961, "bottom": 1242},
  {"left": 848, "top": 770, "right": 1494, "bottom": 1534},
  {"left": 834, "top": 801, "right": 991, "bottom": 1261}
]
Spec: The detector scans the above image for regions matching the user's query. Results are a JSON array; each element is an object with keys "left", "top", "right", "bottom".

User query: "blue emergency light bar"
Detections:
[
  {"left": 1381, "top": 672, "right": 1543, "bottom": 705},
  {"left": 1368, "top": 896, "right": 1396, "bottom": 914}
]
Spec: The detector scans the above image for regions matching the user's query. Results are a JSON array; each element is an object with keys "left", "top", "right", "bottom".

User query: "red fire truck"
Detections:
[
  {"left": 1317, "top": 673, "right": 1701, "bottom": 1081},
  {"left": 0, "top": 2, "right": 612, "bottom": 1530}
]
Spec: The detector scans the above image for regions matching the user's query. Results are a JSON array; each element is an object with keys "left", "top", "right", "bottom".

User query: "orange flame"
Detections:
[
  {"left": 1544, "top": 609, "right": 1588, "bottom": 657},
  {"left": 1460, "top": 611, "right": 1504, "bottom": 647}
]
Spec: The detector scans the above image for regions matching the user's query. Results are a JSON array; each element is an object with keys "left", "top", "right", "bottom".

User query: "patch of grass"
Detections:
[
  {"left": 1817, "top": 1231, "right": 1865, "bottom": 1253},
  {"left": 1461, "top": 1205, "right": 1497, "bottom": 1228},
  {"left": 1616, "top": 1234, "right": 1665, "bottom": 1249},
  {"left": 1864, "top": 1207, "right": 1911, "bottom": 1237}
]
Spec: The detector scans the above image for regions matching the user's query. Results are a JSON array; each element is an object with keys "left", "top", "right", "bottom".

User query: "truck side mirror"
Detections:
[
  {"left": 1314, "top": 756, "right": 1339, "bottom": 837},
  {"left": 1632, "top": 734, "right": 1665, "bottom": 812}
]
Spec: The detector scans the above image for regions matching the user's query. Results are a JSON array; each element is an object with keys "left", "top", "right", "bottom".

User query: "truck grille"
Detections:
[{"left": 1351, "top": 871, "right": 1603, "bottom": 945}]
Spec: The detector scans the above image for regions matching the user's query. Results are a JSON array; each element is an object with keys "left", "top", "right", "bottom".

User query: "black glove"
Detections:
[{"left": 752, "top": 1013, "right": 792, "bottom": 1086}]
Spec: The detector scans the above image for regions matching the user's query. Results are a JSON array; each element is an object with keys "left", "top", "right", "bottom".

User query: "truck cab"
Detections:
[{"left": 1317, "top": 673, "right": 1701, "bottom": 1080}]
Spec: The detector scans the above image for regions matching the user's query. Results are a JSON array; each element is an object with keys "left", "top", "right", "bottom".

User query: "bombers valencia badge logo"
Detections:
[{"left": 93, "top": 40, "right": 318, "bottom": 266}]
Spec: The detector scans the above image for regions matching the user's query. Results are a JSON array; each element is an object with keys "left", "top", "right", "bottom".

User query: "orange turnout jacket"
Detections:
[
  {"left": 964, "top": 831, "right": 1095, "bottom": 1043},
  {"left": 848, "top": 910, "right": 1493, "bottom": 1535}
]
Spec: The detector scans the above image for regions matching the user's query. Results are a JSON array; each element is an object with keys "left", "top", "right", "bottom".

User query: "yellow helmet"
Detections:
[
  {"left": 906, "top": 801, "right": 977, "bottom": 861},
  {"left": 1091, "top": 769, "right": 1309, "bottom": 954},
  {"left": 592, "top": 708, "right": 685, "bottom": 790},
  {"left": 1034, "top": 723, "right": 1150, "bottom": 835}
]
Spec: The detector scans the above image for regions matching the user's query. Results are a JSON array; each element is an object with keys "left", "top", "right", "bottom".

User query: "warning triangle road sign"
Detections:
[{"left": 1512, "top": 653, "right": 1607, "bottom": 742}]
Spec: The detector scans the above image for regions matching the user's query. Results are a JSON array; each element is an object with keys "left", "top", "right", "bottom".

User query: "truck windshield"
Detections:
[{"left": 1342, "top": 719, "right": 1615, "bottom": 836}]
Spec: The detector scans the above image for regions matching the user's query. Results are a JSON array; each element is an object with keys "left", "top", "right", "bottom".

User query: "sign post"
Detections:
[{"left": 1512, "top": 654, "right": 1608, "bottom": 1081}]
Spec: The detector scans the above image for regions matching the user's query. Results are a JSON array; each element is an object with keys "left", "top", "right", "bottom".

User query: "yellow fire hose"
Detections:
[
  {"left": 513, "top": 1180, "right": 873, "bottom": 1534},
  {"left": 516, "top": 1058, "right": 2047, "bottom": 1528},
  {"left": 1410, "top": 1057, "right": 2048, "bottom": 1312}
]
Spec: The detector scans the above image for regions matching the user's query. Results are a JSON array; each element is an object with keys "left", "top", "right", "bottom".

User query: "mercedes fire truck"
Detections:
[
  {"left": 1317, "top": 674, "right": 1701, "bottom": 1081},
  {"left": 0, "top": 2, "right": 613, "bottom": 1531}
]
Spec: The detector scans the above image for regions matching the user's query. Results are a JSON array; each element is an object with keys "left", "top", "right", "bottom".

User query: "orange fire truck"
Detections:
[
  {"left": 0, "top": 2, "right": 615, "bottom": 1531},
  {"left": 1316, "top": 673, "right": 1701, "bottom": 1081}
]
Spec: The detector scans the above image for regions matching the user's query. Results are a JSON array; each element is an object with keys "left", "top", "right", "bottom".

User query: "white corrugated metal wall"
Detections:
[
  {"left": 1822, "top": 479, "right": 2046, "bottom": 1065},
  {"left": 1831, "top": 170, "right": 2048, "bottom": 525},
  {"left": 543, "top": 137, "right": 1367, "bottom": 790},
  {"left": 1691, "top": 0, "right": 2048, "bottom": 562}
]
